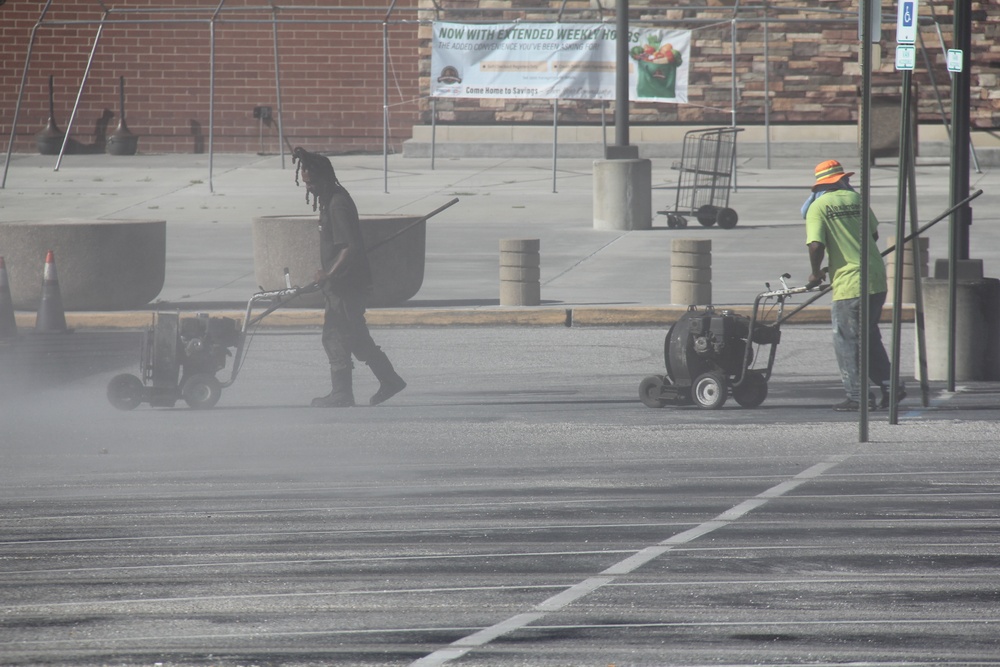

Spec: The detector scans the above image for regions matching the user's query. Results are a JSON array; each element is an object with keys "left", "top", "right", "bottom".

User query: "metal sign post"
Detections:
[
  {"left": 888, "top": 0, "right": 918, "bottom": 425},
  {"left": 858, "top": 0, "right": 875, "bottom": 442}
]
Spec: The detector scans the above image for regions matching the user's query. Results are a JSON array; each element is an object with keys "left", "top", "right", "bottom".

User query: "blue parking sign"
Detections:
[{"left": 897, "top": 0, "right": 918, "bottom": 44}]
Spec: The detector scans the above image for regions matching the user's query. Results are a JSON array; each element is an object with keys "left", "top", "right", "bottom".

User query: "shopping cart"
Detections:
[{"left": 658, "top": 126, "right": 743, "bottom": 229}]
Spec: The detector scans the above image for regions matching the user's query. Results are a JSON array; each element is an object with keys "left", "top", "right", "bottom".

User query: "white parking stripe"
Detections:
[{"left": 411, "top": 453, "right": 851, "bottom": 667}]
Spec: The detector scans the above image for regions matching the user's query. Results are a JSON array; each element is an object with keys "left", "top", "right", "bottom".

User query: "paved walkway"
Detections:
[{"left": 1, "top": 150, "right": 997, "bottom": 327}]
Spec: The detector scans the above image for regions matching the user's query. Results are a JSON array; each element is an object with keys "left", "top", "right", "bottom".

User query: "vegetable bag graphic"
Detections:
[{"left": 632, "top": 33, "right": 683, "bottom": 99}]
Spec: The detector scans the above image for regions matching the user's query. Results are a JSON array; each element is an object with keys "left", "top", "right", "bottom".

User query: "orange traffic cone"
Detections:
[
  {"left": 35, "top": 250, "right": 68, "bottom": 333},
  {"left": 0, "top": 256, "right": 17, "bottom": 340}
]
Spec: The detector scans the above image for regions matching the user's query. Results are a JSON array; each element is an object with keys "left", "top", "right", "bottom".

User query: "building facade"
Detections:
[{"left": 2, "top": 0, "right": 997, "bottom": 155}]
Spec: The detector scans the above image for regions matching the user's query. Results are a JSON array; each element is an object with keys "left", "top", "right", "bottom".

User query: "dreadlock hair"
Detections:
[{"left": 292, "top": 147, "right": 340, "bottom": 211}]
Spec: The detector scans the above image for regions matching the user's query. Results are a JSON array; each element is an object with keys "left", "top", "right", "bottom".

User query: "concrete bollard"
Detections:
[
  {"left": 885, "top": 235, "right": 929, "bottom": 304},
  {"left": 500, "top": 239, "right": 540, "bottom": 306},
  {"left": 919, "top": 259, "right": 1000, "bottom": 381},
  {"left": 671, "top": 238, "right": 712, "bottom": 305}
]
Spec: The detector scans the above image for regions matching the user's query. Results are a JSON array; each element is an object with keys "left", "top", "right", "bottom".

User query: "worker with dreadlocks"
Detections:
[{"left": 292, "top": 147, "right": 406, "bottom": 407}]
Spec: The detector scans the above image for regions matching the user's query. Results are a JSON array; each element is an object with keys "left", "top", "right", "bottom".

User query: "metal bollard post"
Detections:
[
  {"left": 500, "top": 239, "right": 540, "bottom": 306},
  {"left": 885, "top": 235, "right": 929, "bottom": 304},
  {"left": 670, "top": 238, "right": 712, "bottom": 305}
]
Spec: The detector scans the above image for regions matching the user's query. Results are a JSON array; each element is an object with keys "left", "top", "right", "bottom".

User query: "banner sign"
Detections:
[{"left": 430, "top": 22, "right": 691, "bottom": 104}]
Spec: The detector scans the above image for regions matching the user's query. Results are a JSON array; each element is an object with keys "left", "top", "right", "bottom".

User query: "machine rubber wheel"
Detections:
[
  {"left": 639, "top": 375, "right": 668, "bottom": 408},
  {"left": 666, "top": 213, "right": 688, "bottom": 229},
  {"left": 732, "top": 370, "right": 768, "bottom": 408},
  {"left": 691, "top": 372, "right": 728, "bottom": 409},
  {"left": 107, "top": 373, "right": 144, "bottom": 411},
  {"left": 696, "top": 205, "right": 718, "bottom": 227},
  {"left": 716, "top": 207, "right": 739, "bottom": 229},
  {"left": 181, "top": 373, "right": 222, "bottom": 410}
]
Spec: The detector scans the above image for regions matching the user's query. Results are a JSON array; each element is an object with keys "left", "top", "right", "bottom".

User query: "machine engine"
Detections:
[{"left": 178, "top": 314, "right": 239, "bottom": 379}]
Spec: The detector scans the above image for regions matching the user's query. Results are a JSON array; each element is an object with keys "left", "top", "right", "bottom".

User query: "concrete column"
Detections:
[
  {"left": 920, "top": 259, "right": 1000, "bottom": 381},
  {"left": 885, "top": 235, "right": 929, "bottom": 304},
  {"left": 500, "top": 239, "right": 540, "bottom": 306},
  {"left": 671, "top": 238, "right": 712, "bottom": 306},
  {"left": 592, "top": 158, "right": 652, "bottom": 231}
]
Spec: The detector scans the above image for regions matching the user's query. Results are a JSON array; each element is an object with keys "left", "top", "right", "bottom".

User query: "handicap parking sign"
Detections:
[{"left": 896, "top": 0, "right": 918, "bottom": 44}]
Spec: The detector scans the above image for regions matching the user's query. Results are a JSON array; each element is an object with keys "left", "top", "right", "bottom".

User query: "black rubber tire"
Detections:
[
  {"left": 717, "top": 207, "right": 739, "bottom": 229},
  {"left": 666, "top": 213, "right": 688, "bottom": 229},
  {"left": 696, "top": 205, "right": 718, "bottom": 227},
  {"left": 180, "top": 373, "right": 222, "bottom": 410},
  {"left": 639, "top": 375, "right": 667, "bottom": 408},
  {"left": 691, "top": 372, "right": 728, "bottom": 409},
  {"left": 107, "top": 373, "right": 144, "bottom": 411},
  {"left": 732, "top": 370, "right": 768, "bottom": 408}
]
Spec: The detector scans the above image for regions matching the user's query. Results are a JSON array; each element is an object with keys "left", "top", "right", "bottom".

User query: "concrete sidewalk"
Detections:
[{"left": 1, "top": 150, "right": 997, "bottom": 328}]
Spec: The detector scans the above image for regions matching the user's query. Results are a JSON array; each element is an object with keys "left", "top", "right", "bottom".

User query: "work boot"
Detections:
[
  {"left": 311, "top": 369, "right": 355, "bottom": 407},
  {"left": 367, "top": 349, "right": 406, "bottom": 406},
  {"left": 832, "top": 393, "right": 876, "bottom": 412},
  {"left": 879, "top": 385, "right": 907, "bottom": 409}
]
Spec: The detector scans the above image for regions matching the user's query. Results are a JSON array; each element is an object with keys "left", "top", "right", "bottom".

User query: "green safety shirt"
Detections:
[{"left": 805, "top": 189, "right": 886, "bottom": 301}]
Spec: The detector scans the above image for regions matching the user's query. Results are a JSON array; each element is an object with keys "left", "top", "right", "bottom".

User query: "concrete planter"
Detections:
[
  {"left": 252, "top": 214, "right": 426, "bottom": 308},
  {"left": 0, "top": 218, "right": 165, "bottom": 310}
]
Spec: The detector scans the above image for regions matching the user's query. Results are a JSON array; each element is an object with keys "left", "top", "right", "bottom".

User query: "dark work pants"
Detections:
[
  {"left": 321, "top": 289, "right": 382, "bottom": 374},
  {"left": 830, "top": 290, "right": 892, "bottom": 401}
]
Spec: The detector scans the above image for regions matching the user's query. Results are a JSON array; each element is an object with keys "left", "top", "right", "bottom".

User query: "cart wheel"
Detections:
[
  {"left": 181, "top": 373, "right": 222, "bottom": 410},
  {"left": 639, "top": 375, "right": 668, "bottom": 408},
  {"left": 732, "top": 370, "right": 768, "bottom": 408},
  {"left": 666, "top": 213, "right": 688, "bottom": 229},
  {"left": 107, "top": 373, "right": 144, "bottom": 411},
  {"left": 691, "top": 372, "right": 728, "bottom": 409},
  {"left": 716, "top": 207, "right": 739, "bottom": 229},
  {"left": 696, "top": 205, "right": 718, "bottom": 227}
]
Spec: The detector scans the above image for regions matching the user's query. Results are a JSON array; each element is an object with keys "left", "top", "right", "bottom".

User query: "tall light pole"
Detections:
[{"left": 611, "top": 0, "right": 637, "bottom": 159}]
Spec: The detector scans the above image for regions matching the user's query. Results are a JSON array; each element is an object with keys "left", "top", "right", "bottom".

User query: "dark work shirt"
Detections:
[{"left": 318, "top": 187, "right": 372, "bottom": 294}]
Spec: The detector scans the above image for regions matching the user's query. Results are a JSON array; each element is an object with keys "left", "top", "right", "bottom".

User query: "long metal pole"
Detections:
[
  {"left": 730, "top": 17, "right": 738, "bottom": 130},
  {"left": 56, "top": 15, "right": 107, "bottom": 171},
  {"left": 907, "top": 119, "right": 929, "bottom": 408},
  {"left": 614, "top": 0, "right": 629, "bottom": 148},
  {"left": 208, "top": 18, "right": 216, "bottom": 193},
  {"left": 552, "top": 99, "right": 558, "bottom": 194},
  {"left": 948, "top": 0, "right": 973, "bottom": 392},
  {"left": 208, "top": 0, "right": 226, "bottom": 193},
  {"left": 858, "top": 0, "right": 873, "bottom": 442},
  {"left": 383, "top": 17, "right": 390, "bottom": 194},
  {"left": 2, "top": 0, "right": 56, "bottom": 189},
  {"left": 889, "top": 69, "right": 912, "bottom": 426},
  {"left": 271, "top": 8, "right": 286, "bottom": 168},
  {"left": 763, "top": 0, "right": 771, "bottom": 169}
]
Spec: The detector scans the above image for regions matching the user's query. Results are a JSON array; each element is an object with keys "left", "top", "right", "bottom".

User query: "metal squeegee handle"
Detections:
[{"left": 365, "top": 197, "right": 459, "bottom": 254}]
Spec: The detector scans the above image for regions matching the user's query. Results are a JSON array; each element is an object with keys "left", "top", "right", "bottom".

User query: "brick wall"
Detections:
[
  {"left": 1, "top": 0, "right": 422, "bottom": 154},
  {"left": 3, "top": 0, "right": 997, "bottom": 156}
]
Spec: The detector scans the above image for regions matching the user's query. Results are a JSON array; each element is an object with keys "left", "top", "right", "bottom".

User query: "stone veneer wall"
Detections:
[{"left": 417, "top": 0, "right": 1000, "bottom": 130}]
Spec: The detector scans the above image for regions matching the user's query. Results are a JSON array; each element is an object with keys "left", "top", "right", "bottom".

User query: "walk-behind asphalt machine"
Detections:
[
  {"left": 107, "top": 198, "right": 459, "bottom": 411},
  {"left": 107, "top": 276, "right": 320, "bottom": 410},
  {"left": 639, "top": 274, "right": 816, "bottom": 410}
]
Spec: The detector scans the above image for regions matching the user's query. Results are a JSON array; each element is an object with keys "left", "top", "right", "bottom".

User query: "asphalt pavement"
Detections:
[
  {"left": 3, "top": 149, "right": 1000, "bottom": 666},
  {"left": 2, "top": 149, "right": 998, "bottom": 329},
  {"left": 3, "top": 326, "right": 1000, "bottom": 666}
]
